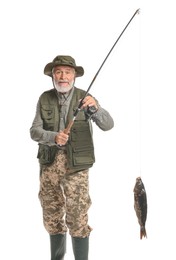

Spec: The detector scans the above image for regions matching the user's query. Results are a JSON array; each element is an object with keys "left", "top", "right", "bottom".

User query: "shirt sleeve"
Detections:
[
  {"left": 91, "top": 106, "right": 114, "bottom": 131},
  {"left": 30, "top": 99, "right": 58, "bottom": 145}
]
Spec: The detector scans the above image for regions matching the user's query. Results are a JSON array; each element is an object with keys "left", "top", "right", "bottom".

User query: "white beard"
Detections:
[{"left": 53, "top": 79, "right": 74, "bottom": 93}]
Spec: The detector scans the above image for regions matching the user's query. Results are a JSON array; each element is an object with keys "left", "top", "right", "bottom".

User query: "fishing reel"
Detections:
[{"left": 85, "top": 105, "right": 98, "bottom": 119}]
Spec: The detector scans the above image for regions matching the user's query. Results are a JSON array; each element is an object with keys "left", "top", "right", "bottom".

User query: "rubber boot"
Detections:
[
  {"left": 50, "top": 233, "right": 66, "bottom": 260},
  {"left": 71, "top": 237, "right": 89, "bottom": 260}
]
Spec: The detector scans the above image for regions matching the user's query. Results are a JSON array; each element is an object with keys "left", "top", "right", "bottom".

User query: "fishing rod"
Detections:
[{"left": 64, "top": 8, "right": 140, "bottom": 134}]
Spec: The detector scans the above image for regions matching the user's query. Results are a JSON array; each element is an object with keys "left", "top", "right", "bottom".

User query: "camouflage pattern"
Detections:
[{"left": 39, "top": 150, "right": 92, "bottom": 237}]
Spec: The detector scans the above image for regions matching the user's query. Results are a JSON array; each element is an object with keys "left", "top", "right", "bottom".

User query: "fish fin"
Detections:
[{"left": 140, "top": 226, "right": 147, "bottom": 239}]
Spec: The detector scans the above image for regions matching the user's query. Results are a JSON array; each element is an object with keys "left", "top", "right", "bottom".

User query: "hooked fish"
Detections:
[{"left": 133, "top": 177, "right": 147, "bottom": 239}]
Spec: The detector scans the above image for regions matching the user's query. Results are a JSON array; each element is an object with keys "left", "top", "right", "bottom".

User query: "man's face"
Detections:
[{"left": 52, "top": 65, "right": 76, "bottom": 93}]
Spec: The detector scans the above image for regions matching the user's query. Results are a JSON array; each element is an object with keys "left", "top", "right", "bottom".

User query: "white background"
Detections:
[{"left": 1, "top": 0, "right": 176, "bottom": 259}]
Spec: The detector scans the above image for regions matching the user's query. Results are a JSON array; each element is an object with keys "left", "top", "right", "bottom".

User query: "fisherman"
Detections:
[{"left": 30, "top": 55, "right": 114, "bottom": 260}]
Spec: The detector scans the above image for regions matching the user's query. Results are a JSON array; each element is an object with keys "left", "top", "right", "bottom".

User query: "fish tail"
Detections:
[{"left": 140, "top": 226, "right": 147, "bottom": 239}]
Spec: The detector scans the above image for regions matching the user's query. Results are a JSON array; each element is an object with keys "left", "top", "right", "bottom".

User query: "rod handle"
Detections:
[{"left": 64, "top": 120, "right": 74, "bottom": 135}]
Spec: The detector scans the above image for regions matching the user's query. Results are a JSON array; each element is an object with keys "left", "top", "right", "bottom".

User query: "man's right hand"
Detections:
[{"left": 55, "top": 131, "right": 69, "bottom": 146}]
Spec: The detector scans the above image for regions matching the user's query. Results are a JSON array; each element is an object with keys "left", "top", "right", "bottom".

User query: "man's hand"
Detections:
[
  {"left": 81, "top": 96, "right": 98, "bottom": 110},
  {"left": 55, "top": 131, "right": 69, "bottom": 146}
]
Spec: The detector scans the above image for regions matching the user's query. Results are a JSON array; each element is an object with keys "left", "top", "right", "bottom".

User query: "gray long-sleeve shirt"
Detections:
[{"left": 30, "top": 87, "right": 114, "bottom": 146}]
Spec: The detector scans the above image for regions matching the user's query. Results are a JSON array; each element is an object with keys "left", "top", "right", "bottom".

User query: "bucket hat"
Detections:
[{"left": 44, "top": 55, "right": 84, "bottom": 77}]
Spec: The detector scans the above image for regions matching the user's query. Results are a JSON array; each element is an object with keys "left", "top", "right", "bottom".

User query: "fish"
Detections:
[{"left": 133, "top": 177, "right": 147, "bottom": 239}]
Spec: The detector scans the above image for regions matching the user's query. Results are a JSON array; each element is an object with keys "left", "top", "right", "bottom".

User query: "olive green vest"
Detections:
[{"left": 37, "top": 87, "right": 95, "bottom": 171}]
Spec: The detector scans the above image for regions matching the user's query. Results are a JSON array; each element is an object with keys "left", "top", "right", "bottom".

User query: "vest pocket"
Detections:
[
  {"left": 37, "top": 144, "right": 58, "bottom": 165},
  {"left": 41, "top": 105, "right": 55, "bottom": 119},
  {"left": 66, "top": 120, "right": 95, "bottom": 170},
  {"left": 72, "top": 146, "right": 95, "bottom": 165},
  {"left": 71, "top": 121, "right": 92, "bottom": 142},
  {"left": 41, "top": 105, "right": 55, "bottom": 130},
  {"left": 66, "top": 143, "right": 95, "bottom": 170}
]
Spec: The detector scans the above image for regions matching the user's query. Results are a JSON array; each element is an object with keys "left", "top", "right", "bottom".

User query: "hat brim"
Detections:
[{"left": 44, "top": 62, "right": 84, "bottom": 77}]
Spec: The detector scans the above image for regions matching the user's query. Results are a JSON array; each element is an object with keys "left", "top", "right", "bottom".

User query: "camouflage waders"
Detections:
[{"left": 39, "top": 150, "right": 92, "bottom": 259}]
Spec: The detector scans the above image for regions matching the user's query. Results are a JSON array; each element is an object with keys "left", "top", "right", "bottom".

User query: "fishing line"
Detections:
[
  {"left": 138, "top": 11, "right": 142, "bottom": 178},
  {"left": 130, "top": 9, "right": 142, "bottom": 179},
  {"left": 133, "top": 32, "right": 148, "bottom": 239}
]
